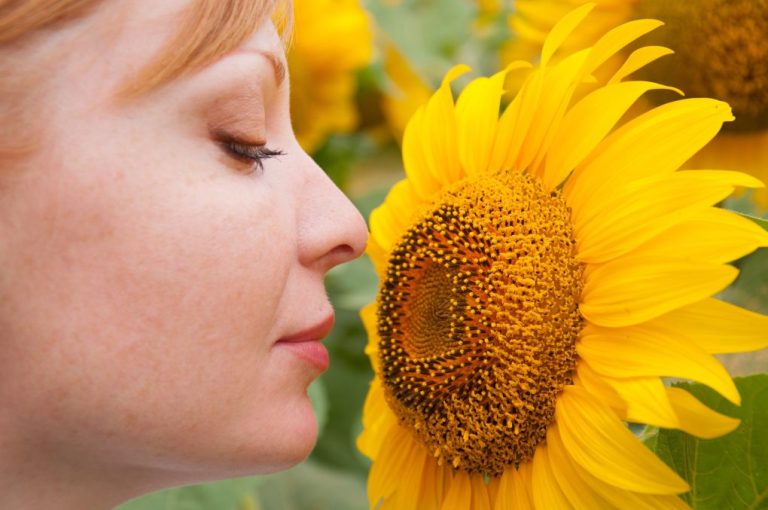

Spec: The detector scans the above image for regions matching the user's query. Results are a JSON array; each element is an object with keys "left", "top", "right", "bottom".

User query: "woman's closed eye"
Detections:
[{"left": 219, "top": 136, "right": 285, "bottom": 174}]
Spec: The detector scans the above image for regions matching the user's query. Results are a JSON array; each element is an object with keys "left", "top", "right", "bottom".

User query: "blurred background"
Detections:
[{"left": 118, "top": 0, "right": 768, "bottom": 508}]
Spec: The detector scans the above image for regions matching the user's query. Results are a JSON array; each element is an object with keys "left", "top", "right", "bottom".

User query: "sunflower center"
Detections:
[
  {"left": 636, "top": 0, "right": 768, "bottom": 132},
  {"left": 377, "top": 173, "right": 584, "bottom": 476}
]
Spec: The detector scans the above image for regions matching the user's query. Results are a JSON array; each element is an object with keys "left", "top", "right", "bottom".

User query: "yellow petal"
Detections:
[
  {"left": 581, "top": 255, "right": 738, "bottom": 327},
  {"left": 367, "top": 424, "right": 417, "bottom": 507},
  {"left": 494, "top": 465, "right": 533, "bottom": 510},
  {"left": 539, "top": 2, "right": 595, "bottom": 67},
  {"left": 386, "top": 179, "right": 422, "bottom": 233},
  {"left": 531, "top": 444, "right": 572, "bottom": 509},
  {"left": 629, "top": 207, "right": 768, "bottom": 264},
  {"left": 601, "top": 375, "right": 679, "bottom": 429},
  {"left": 369, "top": 204, "right": 402, "bottom": 254},
  {"left": 569, "top": 453, "right": 693, "bottom": 509},
  {"left": 647, "top": 298, "right": 768, "bottom": 354},
  {"left": 360, "top": 302, "right": 379, "bottom": 360},
  {"left": 577, "top": 326, "right": 740, "bottom": 404},
  {"left": 520, "top": 49, "right": 591, "bottom": 177},
  {"left": 415, "top": 461, "right": 453, "bottom": 510},
  {"left": 470, "top": 474, "right": 492, "bottom": 510},
  {"left": 574, "top": 171, "right": 752, "bottom": 263},
  {"left": 564, "top": 99, "right": 734, "bottom": 209},
  {"left": 366, "top": 239, "right": 388, "bottom": 279},
  {"left": 456, "top": 64, "right": 530, "bottom": 177},
  {"left": 580, "top": 19, "right": 664, "bottom": 79},
  {"left": 556, "top": 385, "right": 690, "bottom": 494},
  {"left": 666, "top": 386, "right": 741, "bottom": 439},
  {"left": 608, "top": 46, "right": 674, "bottom": 84},
  {"left": 575, "top": 361, "right": 628, "bottom": 418},
  {"left": 544, "top": 81, "right": 680, "bottom": 189},
  {"left": 440, "top": 472, "right": 472, "bottom": 510},
  {"left": 402, "top": 107, "right": 440, "bottom": 199},
  {"left": 356, "top": 379, "right": 396, "bottom": 458},
  {"left": 421, "top": 65, "right": 471, "bottom": 185},
  {"left": 380, "top": 442, "right": 430, "bottom": 510},
  {"left": 547, "top": 425, "right": 611, "bottom": 509},
  {"left": 402, "top": 65, "right": 470, "bottom": 198}
]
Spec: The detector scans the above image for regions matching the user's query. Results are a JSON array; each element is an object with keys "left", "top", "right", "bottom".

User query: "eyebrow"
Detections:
[{"left": 253, "top": 50, "right": 286, "bottom": 85}]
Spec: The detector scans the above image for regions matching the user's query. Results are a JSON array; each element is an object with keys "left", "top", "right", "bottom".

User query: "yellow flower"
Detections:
[
  {"left": 288, "top": 0, "right": 373, "bottom": 153},
  {"left": 380, "top": 44, "right": 434, "bottom": 143},
  {"left": 358, "top": 5, "right": 768, "bottom": 508},
  {"left": 508, "top": 0, "right": 768, "bottom": 209}
]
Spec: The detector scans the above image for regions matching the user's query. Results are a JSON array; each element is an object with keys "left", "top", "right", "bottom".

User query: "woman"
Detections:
[{"left": 0, "top": 0, "right": 368, "bottom": 508}]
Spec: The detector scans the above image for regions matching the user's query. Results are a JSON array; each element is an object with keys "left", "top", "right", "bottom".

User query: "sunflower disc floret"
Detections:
[{"left": 377, "top": 173, "right": 583, "bottom": 476}]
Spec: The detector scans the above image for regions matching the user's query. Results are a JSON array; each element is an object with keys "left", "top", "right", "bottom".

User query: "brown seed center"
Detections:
[
  {"left": 636, "top": 0, "right": 768, "bottom": 132},
  {"left": 377, "top": 173, "right": 584, "bottom": 476}
]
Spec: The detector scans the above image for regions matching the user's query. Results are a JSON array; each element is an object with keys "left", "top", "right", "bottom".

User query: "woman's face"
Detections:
[{"left": 0, "top": 0, "right": 366, "bottom": 484}]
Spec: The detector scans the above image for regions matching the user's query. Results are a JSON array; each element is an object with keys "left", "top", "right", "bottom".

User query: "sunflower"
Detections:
[
  {"left": 358, "top": 5, "right": 768, "bottom": 508},
  {"left": 287, "top": 0, "right": 372, "bottom": 153},
  {"left": 380, "top": 44, "right": 434, "bottom": 143},
  {"left": 507, "top": 0, "right": 768, "bottom": 210}
]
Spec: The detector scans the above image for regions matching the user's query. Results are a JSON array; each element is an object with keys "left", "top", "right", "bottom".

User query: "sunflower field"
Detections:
[{"left": 118, "top": 1, "right": 768, "bottom": 509}]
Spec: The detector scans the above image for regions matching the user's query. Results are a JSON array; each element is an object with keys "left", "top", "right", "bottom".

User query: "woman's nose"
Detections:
[{"left": 296, "top": 156, "right": 368, "bottom": 272}]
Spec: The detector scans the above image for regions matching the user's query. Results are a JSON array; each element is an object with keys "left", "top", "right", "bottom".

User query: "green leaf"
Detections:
[{"left": 646, "top": 375, "right": 768, "bottom": 509}]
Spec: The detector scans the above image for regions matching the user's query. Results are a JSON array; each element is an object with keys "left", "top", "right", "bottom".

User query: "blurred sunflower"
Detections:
[
  {"left": 380, "top": 44, "right": 433, "bottom": 143},
  {"left": 358, "top": 5, "right": 768, "bottom": 508},
  {"left": 288, "top": 0, "right": 373, "bottom": 153},
  {"left": 508, "top": 0, "right": 768, "bottom": 209}
]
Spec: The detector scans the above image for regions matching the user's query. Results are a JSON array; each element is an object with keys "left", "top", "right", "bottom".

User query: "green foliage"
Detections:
[{"left": 646, "top": 376, "right": 768, "bottom": 510}]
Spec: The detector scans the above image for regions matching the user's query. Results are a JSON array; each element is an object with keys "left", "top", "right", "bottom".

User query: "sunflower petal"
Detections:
[
  {"left": 540, "top": 2, "right": 595, "bottom": 66},
  {"left": 575, "top": 361, "right": 628, "bottom": 417},
  {"left": 601, "top": 375, "right": 679, "bottom": 428},
  {"left": 402, "top": 65, "right": 470, "bottom": 198},
  {"left": 421, "top": 65, "right": 471, "bottom": 185},
  {"left": 564, "top": 99, "right": 734, "bottom": 208},
  {"left": 470, "top": 474, "right": 492, "bottom": 510},
  {"left": 581, "top": 256, "right": 738, "bottom": 327},
  {"left": 577, "top": 327, "right": 740, "bottom": 404},
  {"left": 581, "top": 19, "right": 664, "bottom": 78},
  {"left": 440, "top": 472, "right": 472, "bottom": 510},
  {"left": 381, "top": 443, "right": 431, "bottom": 510},
  {"left": 547, "top": 425, "right": 611, "bottom": 509},
  {"left": 608, "top": 46, "right": 674, "bottom": 84},
  {"left": 367, "top": 425, "right": 419, "bottom": 507},
  {"left": 402, "top": 107, "right": 439, "bottom": 198},
  {"left": 666, "top": 386, "right": 741, "bottom": 439},
  {"left": 557, "top": 385, "right": 690, "bottom": 494},
  {"left": 648, "top": 298, "right": 768, "bottom": 354},
  {"left": 531, "top": 444, "right": 572, "bottom": 508},
  {"left": 357, "top": 379, "right": 396, "bottom": 458},
  {"left": 370, "top": 203, "right": 403, "bottom": 254},
  {"left": 455, "top": 69, "right": 509, "bottom": 177},
  {"left": 494, "top": 466, "right": 533, "bottom": 510},
  {"left": 569, "top": 453, "right": 693, "bottom": 509},
  {"left": 366, "top": 238, "right": 389, "bottom": 278},
  {"left": 574, "top": 171, "right": 754, "bottom": 263},
  {"left": 544, "top": 81, "right": 680, "bottom": 189},
  {"left": 629, "top": 207, "right": 768, "bottom": 264}
]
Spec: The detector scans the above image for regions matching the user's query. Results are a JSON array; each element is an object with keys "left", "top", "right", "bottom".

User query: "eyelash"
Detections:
[{"left": 221, "top": 139, "right": 285, "bottom": 173}]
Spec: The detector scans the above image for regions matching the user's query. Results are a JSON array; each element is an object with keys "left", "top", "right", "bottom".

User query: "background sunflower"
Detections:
[{"left": 507, "top": 0, "right": 768, "bottom": 211}]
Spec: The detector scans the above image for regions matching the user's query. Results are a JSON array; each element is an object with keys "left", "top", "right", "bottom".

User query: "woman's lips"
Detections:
[{"left": 275, "top": 314, "right": 334, "bottom": 371}]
